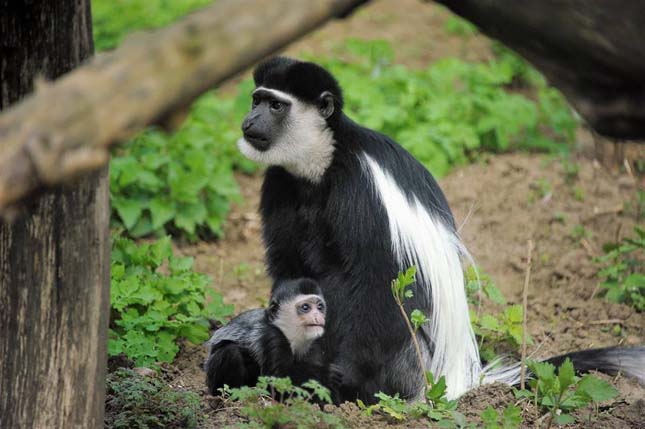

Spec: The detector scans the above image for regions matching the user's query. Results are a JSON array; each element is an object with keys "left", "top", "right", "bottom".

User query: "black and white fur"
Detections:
[
  {"left": 204, "top": 278, "right": 336, "bottom": 395},
  {"left": 238, "top": 57, "right": 645, "bottom": 402}
]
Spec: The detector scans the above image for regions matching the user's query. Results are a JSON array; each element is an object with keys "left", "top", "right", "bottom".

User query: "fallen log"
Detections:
[{"left": 0, "top": 0, "right": 367, "bottom": 216}]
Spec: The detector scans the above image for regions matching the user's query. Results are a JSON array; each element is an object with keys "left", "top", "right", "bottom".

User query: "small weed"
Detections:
[
  {"left": 359, "top": 374, "right": 462, "bottom": 426},
  {"left": 570, "top": 224, "right": 589, "bottom": 242},
  {"left": 514, "top": 359, "right": 618, "bottom": 427},
  {"left": 572, "top": 185, "right": 585, "bottom": 202},
  {"left": 481, "top": 404, "right": 522, "bottom": 429},
  {"left": 465, "top": 268, "right": 529, "bottom": 362},
  {"left": 595, "top": 226, "right": 645, "bottom": 311},
  {"left": 221, "top": 377, "right": 344, "bottom": 429},
  {"left": 530, "top": 179, "right": 553, "bottom": 202},
  {"left": 551, "top": 212, "right": 566, "bottom": 223},
  {"left": 233, "top": 262, "right": 251, "bottom": 282},
  {"left": 105, "top": 368, "right": 202, "bottom": 429},
  {"left": 560, "top": 157, "right": 580, "bottom": 184}
]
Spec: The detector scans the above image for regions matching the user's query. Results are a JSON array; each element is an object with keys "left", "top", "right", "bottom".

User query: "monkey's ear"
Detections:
[
  {"left": 267, "top": 301, "right": 278, "bottom": 320},
  {"left": 318, "top": 91, "right": 335, "bottom": 119}
]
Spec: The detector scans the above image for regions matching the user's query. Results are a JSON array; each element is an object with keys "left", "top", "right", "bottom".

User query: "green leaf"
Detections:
[
  {"left": 554, "top": 413, "right": 575, "bottom": 425},
  {"left": 426, "top": 375, "right": 448, "bottom": 401},
  {"left": 577, "top": 375, "right": 618, "bottom": 403},
  {"left": 112, "top": 197, "right": 144, "bottom": 230},
  {"left": 170, "top": 256, "right": 194, "bottom": 273},
  {"left": 557, "top": 359, "right": 576, "bottom": 391},
  {"left": 484, "top": 283, "right": 507, "bottom": 305},
  {"left": 481, "top": 406, "right": 499, "bottom": 428},
  {"left": 149, "top": 197, "right": 176, "bottom": 230},
  {"left": 501, "top": 405, "right": 522, "bottom": 429},
  {"left": 410, "top": 309, "right": 428, "bottom": 331}
]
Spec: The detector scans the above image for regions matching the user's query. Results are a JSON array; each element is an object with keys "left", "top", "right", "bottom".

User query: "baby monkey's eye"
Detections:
[
  {"left": 301, "top": 303, "right": 310, "bottom": 312},
  {"left": 317, "top": 303, "right": 325, "bottom": 312}
]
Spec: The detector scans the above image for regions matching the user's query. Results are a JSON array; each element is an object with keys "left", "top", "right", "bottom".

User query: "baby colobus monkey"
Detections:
[{"left": 204, "top": 278, "right": 338, "bottom": 395}]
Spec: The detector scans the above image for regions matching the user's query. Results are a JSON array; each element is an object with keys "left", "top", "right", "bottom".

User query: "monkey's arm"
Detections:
[{"left": 260, "top": 167, "right": 308, "bottom": 281}]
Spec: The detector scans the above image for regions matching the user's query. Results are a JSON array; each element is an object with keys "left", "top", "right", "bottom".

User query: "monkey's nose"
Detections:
[{"left": 241, "top": 120, "right": 253, "bottom": 132}]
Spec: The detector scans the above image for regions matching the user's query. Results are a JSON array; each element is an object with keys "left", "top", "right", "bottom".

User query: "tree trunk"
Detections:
[{"left": 0, "top": 1, "right": 110, "bottom": 427}]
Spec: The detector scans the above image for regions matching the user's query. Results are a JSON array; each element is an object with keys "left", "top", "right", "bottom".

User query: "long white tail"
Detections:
[{"left": 362, "top": 154, "right": 481, "bottom": 399}]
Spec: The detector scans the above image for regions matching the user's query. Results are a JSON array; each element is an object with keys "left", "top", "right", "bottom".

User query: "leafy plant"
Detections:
[
  {"left": 109, "top": 236, "right": 234, "bottom": 366},
  {"left": 596, "top": 226, "right": 645, "bottom": 311},
  {"left": 93, "top": 0, "right": 213, "bottom": 51},
  {"left": 110, "top": 88, "right": 256, "bottom": 240},
  {"left": 481, "top": 404, "right": 522, "bottom": 429},
  {"left": 471, "top": 304, "right": 531, "bottom": 362},
  {"left": 105, "top": 368, "right": 202, "bottom": 429},
  {"left": 465, "top": 267, "right": 530, "bottom": 361},
  {"left": 515, "top": 359, "right": 618, "bottom": 427},
  {"left": 313, "top": 39, "right": 577, "bottom": 178},
  {"left": 359, "top": 374, "right": 462, "bottom": 426},
  {"left": 221, "top": 376, "right": 344, "bottom": 429}
]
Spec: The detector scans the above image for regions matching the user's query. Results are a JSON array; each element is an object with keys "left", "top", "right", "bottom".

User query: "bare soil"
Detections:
[{"left": 116, "top": 0, "right": 645, "bottom": 427}]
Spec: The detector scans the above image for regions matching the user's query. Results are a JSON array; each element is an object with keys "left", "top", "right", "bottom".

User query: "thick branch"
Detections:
[
  {"left": 0, "top": 0, "right": 366, "bottom": 215},
  {"left": 435, "top": 0, "right": 645, "bottom": 140}
]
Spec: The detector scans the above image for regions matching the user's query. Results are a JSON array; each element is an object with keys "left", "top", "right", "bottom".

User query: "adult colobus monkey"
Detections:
[
  {"left": 204, "top": 278, "right": 338, "bottom": 395},
  {"left": 237, "top": 57, "right": 644, "bottom": 402}
]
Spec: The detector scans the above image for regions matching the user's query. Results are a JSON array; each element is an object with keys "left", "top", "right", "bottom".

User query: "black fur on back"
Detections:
[{"left": 253, "top": 56, "right": 344, "bottom": 111}]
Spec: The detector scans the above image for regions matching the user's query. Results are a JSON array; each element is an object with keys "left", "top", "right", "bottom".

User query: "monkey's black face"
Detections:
[
  {"left": 237, "top": 86, "right": 337, "bottom": 183},
  {"left": 241, "top": 88, "right": 291, "bottom": 152}
]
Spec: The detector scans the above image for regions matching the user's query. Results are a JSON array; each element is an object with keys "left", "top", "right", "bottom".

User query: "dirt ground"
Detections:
[{"left": 122, "top": 0, "right": 645, "bottom": 427}]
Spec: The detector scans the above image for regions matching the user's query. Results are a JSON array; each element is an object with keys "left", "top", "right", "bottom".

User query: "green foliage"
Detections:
[
  {"left": 570, "top": 224, "right": 590, "bottom": 242},
  {"left": 390, "top": 265, "right": 417, "bottom": 302},
  {"left": 596, "top": 226, "right": 645, "bottom": 311},
  {"left": 105, "top": 368, "right": 202, "bottom": 429},
  {"left": 109, "top": 236, "right": 234, "bottom": 366},
  {"left": 481, "top": 405, "right": 522, "bottom": 429},
  {"left": 444, "top": 15, "right": 478, "bottom": 37},
  {"left": 313, "top": 39, "right": 576, "bottom": 177},
  {"left": 110, "top": 89, "right": 256, "bottom": 240},
  {"left": 93, "top": 0, "right": 213, "bottom": 51},
  {"left": 359, "top": 372, "right": 461, "bottom": 426},
  {"left": 471, "top": 304, "right": 531, "bottom": 362},
  {"left": 466, "top": 267, "right": 530, "bottom": 361},
  {"left": 221, "top": 377, "right": 344, "bottom": 429},
  {"left": 514, "top": 359, "right": 618, "bottom": 426}
]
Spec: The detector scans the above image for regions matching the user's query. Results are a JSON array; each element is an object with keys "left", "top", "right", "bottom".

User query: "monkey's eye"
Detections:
[
  {"left": 270, "top": 100, "right": 284, "bottom": 112},
  {"left": 252, "top": 97, "right": 260, "bottom": 108},
  {"left": 317, "top": 303, "right": 325, "bottom": 312},
  {"left": 300, "top": 303, "right": 310, "bottom": 312}
]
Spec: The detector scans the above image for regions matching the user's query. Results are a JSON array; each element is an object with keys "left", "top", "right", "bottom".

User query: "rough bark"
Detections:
[
  {"left": 435, "top": 0, "right": 645, "bottom": 144},
  {"left": 0, "top": 0, "right": 368, "bottom": 215},
  {"left": 0, "top": 1, "right": 110, "bottom": 428}
]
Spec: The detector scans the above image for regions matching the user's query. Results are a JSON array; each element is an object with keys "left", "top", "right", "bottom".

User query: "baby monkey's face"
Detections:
[{"left": 293, "top": 294, "right": 326, "bottom": 340}]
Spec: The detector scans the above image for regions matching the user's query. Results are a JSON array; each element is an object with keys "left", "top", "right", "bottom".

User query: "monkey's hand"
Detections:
[{"left": 328, "top": 363, "right": 344, "bottom": 389}]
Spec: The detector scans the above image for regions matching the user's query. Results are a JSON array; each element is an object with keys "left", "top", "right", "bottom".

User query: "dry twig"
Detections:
[{"left": 520, "top": 239, "right": 534, "bottom": 390}]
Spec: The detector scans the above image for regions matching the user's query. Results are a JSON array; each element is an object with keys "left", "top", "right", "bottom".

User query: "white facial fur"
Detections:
[
  {"left": 237, "top": 87, "right": 336, "bottom": 183},
  {"left": 272, "top": 294, "right": 325, "bottom": 357}
]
